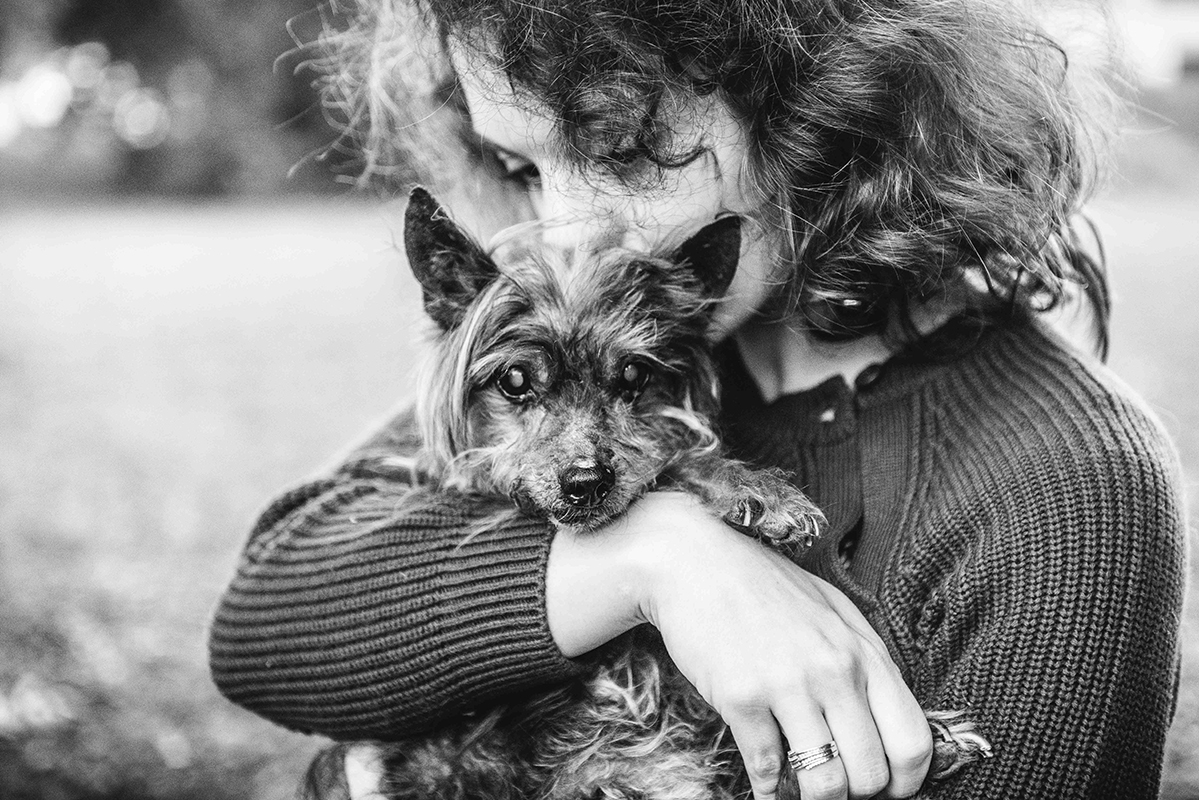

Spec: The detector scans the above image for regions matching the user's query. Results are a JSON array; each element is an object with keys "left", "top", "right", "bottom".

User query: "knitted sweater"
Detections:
[{"left": 209, "top": 318, "right": 1186, "bottom": 798}]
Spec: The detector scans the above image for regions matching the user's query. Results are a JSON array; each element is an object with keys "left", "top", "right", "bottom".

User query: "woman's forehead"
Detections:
[
  {"left": 446, "top": 36, "right": 748, "bottom": 167},
  {"left": 447, "top": 40, "right": 557, "bottom": 158}
]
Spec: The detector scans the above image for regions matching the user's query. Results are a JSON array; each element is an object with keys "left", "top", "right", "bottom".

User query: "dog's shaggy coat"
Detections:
[{"left": 304, "top": 189, "right": 990, "bottom": 800}]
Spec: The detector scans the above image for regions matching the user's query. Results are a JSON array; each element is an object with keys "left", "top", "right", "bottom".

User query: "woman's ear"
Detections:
[
  {"left": 671, "top": 216, "right": 742, "bottom": 299},
  {"left": 404, "top": 186, "right": 500, "bottom": 330}
]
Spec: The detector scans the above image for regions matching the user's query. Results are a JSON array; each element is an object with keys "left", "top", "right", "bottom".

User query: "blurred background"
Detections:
[{"left": 0, "top": 1, "right": 1197, "bottom": 798}]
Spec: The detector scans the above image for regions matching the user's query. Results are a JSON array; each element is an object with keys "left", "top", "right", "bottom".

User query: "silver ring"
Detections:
[{"left": 787, "top": 741, "right": 840, "bottom": 771}]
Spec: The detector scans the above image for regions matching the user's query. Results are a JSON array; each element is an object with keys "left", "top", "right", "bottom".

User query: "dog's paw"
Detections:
[{"left": 721, "top": 478, "right": 824, "bottom": 551}]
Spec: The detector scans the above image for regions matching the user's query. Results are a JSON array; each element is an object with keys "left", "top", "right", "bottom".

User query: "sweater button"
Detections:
[{"left": 854, "top": 363, "right": 883, "bottom": 390}]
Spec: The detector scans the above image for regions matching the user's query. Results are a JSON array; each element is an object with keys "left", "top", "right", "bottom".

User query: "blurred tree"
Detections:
[{"left": 0, "top": 0, "right": 348, "bottom": 196}]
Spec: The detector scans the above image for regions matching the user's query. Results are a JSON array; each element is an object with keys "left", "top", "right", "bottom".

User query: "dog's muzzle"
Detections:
[{"left": 559, "top": 461, "right": 616, "bottom": 508}]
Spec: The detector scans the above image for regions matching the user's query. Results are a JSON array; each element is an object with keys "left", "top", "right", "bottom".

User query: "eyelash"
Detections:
[{"left": 490, "top": 147, "right": 542, "bottom": 190}]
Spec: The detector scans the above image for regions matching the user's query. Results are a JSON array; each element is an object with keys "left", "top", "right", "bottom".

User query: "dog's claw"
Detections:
[
  {"left": 735, "top": 497, "right": 764, "bottom": 529},
  {"left": 722, "top": 489, "right": 824, "bottom": 552}
]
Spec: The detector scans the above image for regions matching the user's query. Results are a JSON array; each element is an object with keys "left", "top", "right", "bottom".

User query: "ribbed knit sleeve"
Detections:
[
  {"left": 208, "top": 408, "right": 587, "bottom": 740},
  {"left": 882, "top": 329, "right": 1187, "bottom": 798}
]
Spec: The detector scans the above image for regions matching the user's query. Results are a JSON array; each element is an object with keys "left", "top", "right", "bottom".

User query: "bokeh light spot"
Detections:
[
  {"left": 113, "top": 88, "right": 171, "bottom": 150},
  {"left": 66, "top": 42, "right": 112, "bottom": 91},
  {"left": 17, "top": 64, "right": 74, "bottom": 129},
  {"left": 96, "top": 62, "right": 140, "bottom": 111}
]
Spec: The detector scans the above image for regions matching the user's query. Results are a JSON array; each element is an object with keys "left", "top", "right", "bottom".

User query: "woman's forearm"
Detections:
[
  {"left": 554, "top": 490, "right": 934, "bottom": 800},
  {"left": 208, "top": 476, "right": 587, "bottom": 740},
  {"left": 545, "top": 491, "right": 764, "bottom": 657},
  {"left": 544, "top": 498, "right": 660, "bottom": 657}
]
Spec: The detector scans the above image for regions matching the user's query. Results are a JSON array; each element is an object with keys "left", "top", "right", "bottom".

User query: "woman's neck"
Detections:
[{"left": 732, "top": 316, "right": 894, "bottom": 404}]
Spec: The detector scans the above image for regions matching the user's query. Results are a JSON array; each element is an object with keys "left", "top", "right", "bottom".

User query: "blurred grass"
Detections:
[
  {"left": 0, "top": 199, "right": 425, "bottom": 798},
  {"left": 0, "top": 133, "right": 1198, "bottom": 796}
]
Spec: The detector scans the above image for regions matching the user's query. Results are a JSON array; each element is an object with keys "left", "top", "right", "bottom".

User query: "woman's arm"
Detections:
[
  {"left": 550, "top": 492, "right": 934, "bottom": 800},
  {"left": 208, "top": 407, "right": 589, "bottom": 739},
  {"left": 901, "top": 413, "right": 1186, "bottom": 798},
  {"left": 212, "top": 409, "right": 935, "bottom": 800}
]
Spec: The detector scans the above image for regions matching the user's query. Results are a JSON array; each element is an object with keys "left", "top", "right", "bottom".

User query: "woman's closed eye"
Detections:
[{"left": 489, "top": 146, "right": 542, "bottom": 190}]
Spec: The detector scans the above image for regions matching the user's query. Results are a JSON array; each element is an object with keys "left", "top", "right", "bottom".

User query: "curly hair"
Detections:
[{"left": 303, "top": 0, "right": 1124, "bottom": 352}]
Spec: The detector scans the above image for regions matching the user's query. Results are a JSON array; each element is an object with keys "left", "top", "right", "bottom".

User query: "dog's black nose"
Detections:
[{"left": 559, "top": 462, "right": 616, "bottom": 507}]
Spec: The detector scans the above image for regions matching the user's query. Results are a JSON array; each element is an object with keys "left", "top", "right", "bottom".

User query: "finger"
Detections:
[
  {"left": 867, "top": 667, "right": 933, "bottom": 798},
  {"left": 726, "top": 709, "right": 788, "bottom": 800},
  {"left": 821, "top": 694, "right": 890, "bottom": 799},
  {"left": 773, "top": 705, "right": 848, "bottom": 800},
  {"left": 810, "top": 581, "right": 931, "bottom": 797}
]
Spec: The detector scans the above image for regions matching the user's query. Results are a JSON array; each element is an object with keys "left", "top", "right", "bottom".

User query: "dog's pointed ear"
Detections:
[
  {"left": 405, "top": 186, "right": 500, "bottom": 330},
  {"left": 671, "top": 216, "right": 742, "bottom": 299}
]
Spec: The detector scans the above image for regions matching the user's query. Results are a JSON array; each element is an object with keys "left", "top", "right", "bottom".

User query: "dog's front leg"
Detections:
[{"left": 666, "top": 456, "right": 825, "bottom": 555}]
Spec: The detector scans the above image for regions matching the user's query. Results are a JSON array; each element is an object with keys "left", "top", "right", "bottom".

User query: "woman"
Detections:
[{"left": 209, "top": 0, "right": 1186, "bottom": 797}]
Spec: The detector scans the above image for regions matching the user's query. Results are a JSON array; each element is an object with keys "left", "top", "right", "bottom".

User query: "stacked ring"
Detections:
[{"left": 787, "top": 742, "right": 841, "bottom": 772}]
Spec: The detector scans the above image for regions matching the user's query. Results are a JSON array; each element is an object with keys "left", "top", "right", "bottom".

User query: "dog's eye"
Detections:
[
  {"left": 497, "top": 365, "right": 534, "bottom": 402},
  {"left": 617, "top": 360, "right": 652, "bottom": 401}
]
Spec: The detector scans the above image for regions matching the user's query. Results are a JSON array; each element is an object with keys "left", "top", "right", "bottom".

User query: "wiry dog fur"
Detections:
[
  {"left": 404, "top": 191, "right": 822, "bottom": 546},
  {"left": 304, "top": 188, "right": 992, "bottom": 800}
]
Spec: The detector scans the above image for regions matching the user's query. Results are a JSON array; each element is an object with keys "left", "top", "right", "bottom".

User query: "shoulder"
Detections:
[
  {"left": 875, "top": 318, "right": 1187, "bottom": 653},
  {"left": 872, "top": 323, "right": 1186, "bottom": 795},
  {"left": 919, "top": 319, "right": 1182, "bottom": 505},
  {"left": 881, "top": 318, "right": 1187, "bottom": 593}
]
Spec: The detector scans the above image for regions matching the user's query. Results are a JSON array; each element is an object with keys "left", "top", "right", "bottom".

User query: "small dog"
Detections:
[
  {"left": 305, "top": 188, "right": 990, "bottom": 800},
  {"left": 402, "top": 188, "right": 824, "bottom": 548}
]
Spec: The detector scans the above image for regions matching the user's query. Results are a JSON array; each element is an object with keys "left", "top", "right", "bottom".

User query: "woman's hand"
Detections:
[{"left": 547, "top": 492, "right": 933, "bottom": 800}]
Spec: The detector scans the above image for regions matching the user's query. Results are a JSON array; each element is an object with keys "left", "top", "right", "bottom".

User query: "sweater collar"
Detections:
[{"left": 718, "top": 318, "right": 1032, "bottom": 448}]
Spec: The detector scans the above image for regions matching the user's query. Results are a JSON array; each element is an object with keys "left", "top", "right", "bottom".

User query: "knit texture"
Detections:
[
  {"left": 209, "top": 319, "right": 1186, "bottom": 797},
  {"left": 209, "top": 414, "right": 587, "bottom": 738}
]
